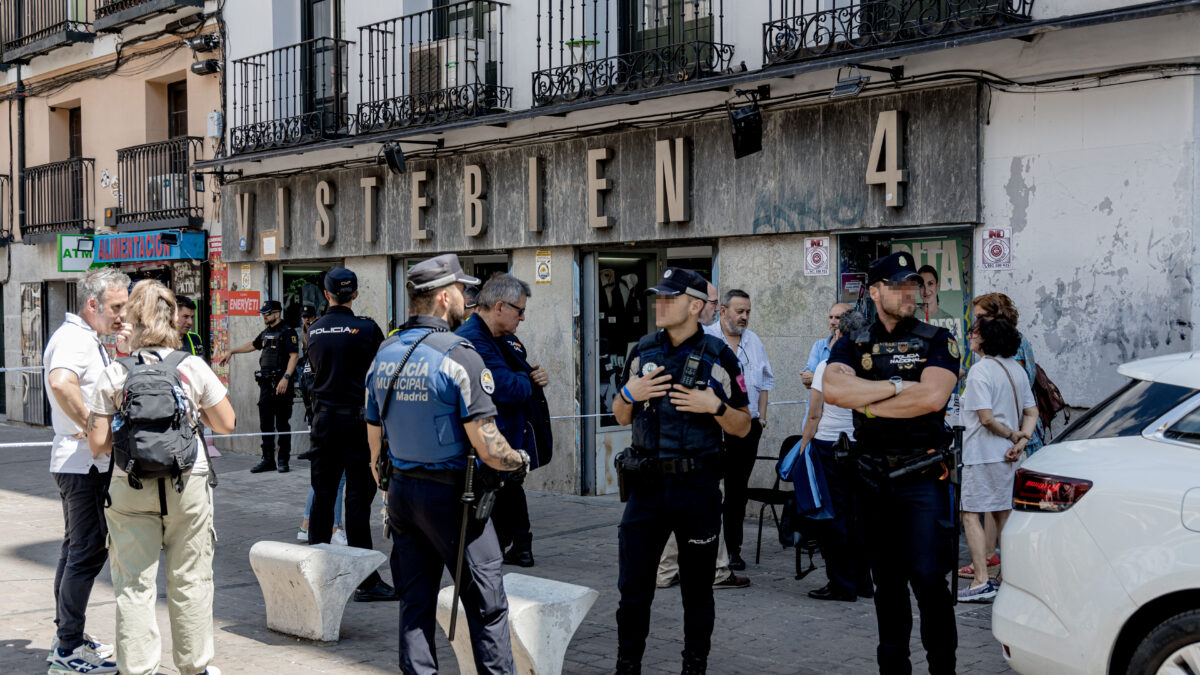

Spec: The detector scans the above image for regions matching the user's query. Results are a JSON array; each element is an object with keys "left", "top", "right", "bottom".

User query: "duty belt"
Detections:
[
  {"left": 395, "top": 466, "right": 461, "bottom": 486},
  {"left": 619, "top": 451, "right": 718, "bottom": 475}
]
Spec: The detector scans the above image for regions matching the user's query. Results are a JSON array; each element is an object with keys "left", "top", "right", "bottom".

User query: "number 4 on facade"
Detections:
[{"left": 866, "top": 110, "right": 909, "bottom": 208}]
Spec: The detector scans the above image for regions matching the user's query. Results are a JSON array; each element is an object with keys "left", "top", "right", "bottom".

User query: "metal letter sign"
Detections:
[{"left": 866, "top": 110, "right": 909, "bottom": 208}]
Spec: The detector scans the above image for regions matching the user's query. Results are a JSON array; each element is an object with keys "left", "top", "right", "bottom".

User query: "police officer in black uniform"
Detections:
[
  {"left": 295, "top": 304, "right": 320, "bottom": 461},
  {"left": 222, "top": 299, "right": 299, "bottom": 473},
  {"left": 822, "top": 251, "right": 960, "bottom": 675},
  {"left": 365, "top": 254, "right": 529, "bottom": 674},
  {"left": 305, "top": 267, "right": 396, "bottom": 601},
  {"left": 611, "top": 267, "right": 751, "bottom": 675}
]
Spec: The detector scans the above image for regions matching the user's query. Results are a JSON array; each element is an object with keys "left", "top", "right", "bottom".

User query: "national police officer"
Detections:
[
  {"left": 822, "top": 251, "right": 960, "bottom": 675},
  {"left": 295, "top": 304, "right": 319, "bottom": 461},
  {"left": 366, "top": 254, "right": 529, "bottom": 675},
  {"left": 611, "top": 267, "right": 751, "bottom": 675},
  {"left": 305, "top": 267, "right": 396, "bottom": 602},
  {"left": 222, "top": 299, "right": 298, "bottom": 473}
]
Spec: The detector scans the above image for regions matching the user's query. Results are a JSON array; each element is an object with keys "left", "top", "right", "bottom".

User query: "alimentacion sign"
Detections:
[{"left": 95, "top": 230, "right": 206, "bottom": 264}]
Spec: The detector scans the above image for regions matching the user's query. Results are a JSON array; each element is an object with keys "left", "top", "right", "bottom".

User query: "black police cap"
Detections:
[
  {"left": 867, "top": 251, "right": 923, "bottom": 286},
  {"left": 645, "top": 267, "right": 709, "bottom": 301},
  {"left": 300, "top": 304, "right": 317, "bottom": 318},
  {"left": 324, "top": 267, "right": 358, "bottom": 294},
  {"left": 259, "top": 300, "right": 283, "bottom": 314}
]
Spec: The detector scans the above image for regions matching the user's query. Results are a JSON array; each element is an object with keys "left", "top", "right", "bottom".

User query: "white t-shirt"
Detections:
[
  {"left": 812, "top": 360, "right": 855, "bottom": 442},
  {"left": 44, "top": 313, "right": 112, "bottom": 474},
  {"left": 962, "top": 356, "right": 1036, "bottom": 465},
  {"left": 88, "top": 347, "right": 228, "bottom": 475}
]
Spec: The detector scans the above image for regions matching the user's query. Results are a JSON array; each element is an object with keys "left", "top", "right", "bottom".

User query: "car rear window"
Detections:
[{"left": 1055, "top": 379, "right": 1197, "bottom": 443}]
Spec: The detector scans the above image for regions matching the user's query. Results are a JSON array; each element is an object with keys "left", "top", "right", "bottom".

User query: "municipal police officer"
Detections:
[
  {"left": 304, "top": 267, "right": 395, "bottom": 601},
  {"left": 366, "top": 254, "right": 529, "bottom": 675},
  {"left": 222, "top": 299, "right": 298, "bottom": 473},
  {"left": 822, "top": 251, "right": 960, "bottom": 675},
  {"left": 611, "top": 267, "right": 751, "bottom": 675}
]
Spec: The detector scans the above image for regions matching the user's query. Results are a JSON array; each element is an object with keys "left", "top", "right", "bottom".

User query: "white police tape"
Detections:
[{"left": 0, "top": 366, "right": 48, "bottom": 373}]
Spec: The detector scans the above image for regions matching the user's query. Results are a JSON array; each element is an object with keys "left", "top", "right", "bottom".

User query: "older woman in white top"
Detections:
[{"left": 87, "top": 280, "right": 235, "bottom": 675}]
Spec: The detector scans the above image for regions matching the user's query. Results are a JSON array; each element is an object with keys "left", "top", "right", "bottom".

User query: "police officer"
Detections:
[
  {"left": 612, "top": 267, "right": 751, "bottom": 675},
  {"left": 295, "top": 304, "right": 319, "bottom": 461},
  {"left": 222, "top": 299, "right": 299, "bottom": 473},
  {"left": 366, "top": 254, "right": 529, "bottom": 674},
  {"left": 822, "top": 251, "right": 960, "bottom": 675},
  {"left": 305, "top": 267, "right": 395, "bottom": 602}
]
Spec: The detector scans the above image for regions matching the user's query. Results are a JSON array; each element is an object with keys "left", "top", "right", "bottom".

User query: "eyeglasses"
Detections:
[{"left": 506, "top": 301, "right": 526, "bottom": 317}]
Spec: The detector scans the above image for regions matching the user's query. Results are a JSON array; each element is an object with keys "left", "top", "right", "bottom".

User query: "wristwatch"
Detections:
[
  {"left": 889, "top": 376, "right": 903, "bottom": 396},
  {"left": 714, "top": 401, "right": 728, "bottom": 417},
  {"left": 283, "top": 373, "right": 292, "bottom": 380}
]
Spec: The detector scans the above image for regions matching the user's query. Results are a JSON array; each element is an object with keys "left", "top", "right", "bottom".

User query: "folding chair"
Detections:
[{"left": 745, "top": 434, "right": 803, "bottom": 564}]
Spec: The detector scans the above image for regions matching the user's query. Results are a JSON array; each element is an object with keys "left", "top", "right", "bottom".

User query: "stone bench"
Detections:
[
  {"left": 437, "top": 572, "right": 598, "bottom": 675},
  {"left": 249, "top": 541, "right": 387, "bottom": 642}
]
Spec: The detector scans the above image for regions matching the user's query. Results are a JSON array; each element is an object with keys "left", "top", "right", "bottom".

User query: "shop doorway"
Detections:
[
  {"left": 581, "top": 245, "right": 714, "bottom": 495},
  {"left": 279, "top": 262, "right": 343, "bottom": 328}
]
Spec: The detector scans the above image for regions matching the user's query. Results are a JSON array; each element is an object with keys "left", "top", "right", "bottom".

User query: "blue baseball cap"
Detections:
[
  {"left": 324, "top": 267, "right": 358, "bottom": 294},
  {"left": 867, "top": 252, "right": 922, "bottom": 286}
]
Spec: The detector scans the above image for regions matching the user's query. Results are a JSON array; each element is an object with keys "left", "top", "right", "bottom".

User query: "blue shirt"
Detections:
[{"left": 803, "top": 335, "right": 833, "bottom": 374}]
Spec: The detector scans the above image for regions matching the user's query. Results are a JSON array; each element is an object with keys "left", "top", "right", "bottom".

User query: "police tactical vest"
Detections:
[
  {"left": 259, "top": 327, "right": 286, "bottom": 370},
  {"left": 631, "top": 330, "right": 726, "bottom": 458},
  {"left": 849, "top": 320, "right": 949, "bottom": 453},
  {"left": 378, "top": 328, "right": 473, "bottom": 469}
]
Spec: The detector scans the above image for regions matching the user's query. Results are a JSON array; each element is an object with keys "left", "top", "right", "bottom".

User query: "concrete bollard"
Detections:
[
  {"left": 249, "top": 541, "right": 387, "bottom": 642},
  {"left": 437, "top": 572, "right": 599, "bottom": 675}
]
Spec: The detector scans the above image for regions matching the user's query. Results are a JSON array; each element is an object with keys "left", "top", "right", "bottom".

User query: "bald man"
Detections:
[{"left": 802, "top": 303, "right": 853, "bottom": 389}]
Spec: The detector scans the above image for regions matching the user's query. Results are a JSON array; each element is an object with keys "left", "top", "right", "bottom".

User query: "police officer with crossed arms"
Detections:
[
  {"left": 612, "top": 267, "right": 751, "bottom": 675},
  {"left": 367, "top": 254, "right": 529, "bottom": 674},
  {"left": 222, "top": 299, "right": 298, "bottom": 473},
  {"left": 306, "top": 267, "right": 396, "bottom": 602},
  {"left": 822, "top": 251, "right": 960, "bottom": 675}
]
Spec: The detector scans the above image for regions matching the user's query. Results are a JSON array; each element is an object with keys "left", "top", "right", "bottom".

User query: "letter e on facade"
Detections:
[
  {"left": 412, "top": 170, "right": 432, "bottom": 241},
  {"left": 463, "top": 164, "right": 488, "bottom": 237},
  {"left": 655, "top": 137, "right": 691, "bottom": 224},
  {"left": 315, "top": 180, "right": 335, "bottom": 245},
  {"left": 587, "top": 147, "right": 614, "bottom": 229}
]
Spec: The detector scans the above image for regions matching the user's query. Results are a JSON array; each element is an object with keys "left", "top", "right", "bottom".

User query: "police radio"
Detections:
[{"left": 679, "top": 350, "right": 707, "bottom": 389}]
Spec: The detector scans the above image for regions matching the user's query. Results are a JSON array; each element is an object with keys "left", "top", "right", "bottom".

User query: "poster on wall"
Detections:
[
  {"left": 889, "top": 236, "right": 967, "bottom": 345},
  {"left": 981, "top": 228, "right": 1013, "bottom": 270},
  {"left": 228, "top": 291, "right": 261, "bottom": 316},
  {"left": 804, "top": 237, "right": 830, "bottom": 276},
  {"left": 208, "top": 236, "right": 230, "bottom": 385},
  {"left": 535, "top": 250, "right": 552, "bottom": 284},
  {"left": 840, "top": 272, "right": 867, "bottom": 305}
]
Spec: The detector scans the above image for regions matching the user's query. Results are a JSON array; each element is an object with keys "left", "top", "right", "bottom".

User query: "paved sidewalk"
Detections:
[{"left": 0, "top": 423, "right": 1010, "bottom": 674}]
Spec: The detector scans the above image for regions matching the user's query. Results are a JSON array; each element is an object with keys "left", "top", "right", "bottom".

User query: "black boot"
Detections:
[
  {"left": 614, "top": 658, "right": 641, "bottom": 675},
  {"left": 681, "top": 655, "right": 707, "bottom": 675},
  {"left": 277, "top": 447, "right": 290, "bottom": 473},
  {"left": 503, "top": 532, "right": 535, "bottom": 567},
  {"left": 250, "top": 457, "right": 276, "bottom": 473}
]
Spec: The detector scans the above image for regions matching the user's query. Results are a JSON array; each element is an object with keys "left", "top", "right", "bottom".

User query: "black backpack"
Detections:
[{"left": 113, "top": 350, "right": 209, "bottom": 493}]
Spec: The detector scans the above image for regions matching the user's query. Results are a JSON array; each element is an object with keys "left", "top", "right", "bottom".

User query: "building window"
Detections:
[
  {"left": 167, "top": 81, "right": 188, "bottom": 139},
  {"left": 68, "top": 107, "right": 82, "bottom": 158}
]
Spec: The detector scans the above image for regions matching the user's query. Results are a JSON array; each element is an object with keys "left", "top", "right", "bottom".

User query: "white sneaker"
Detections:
[
  {"left": 297, "top": 528, "right": 308, "bottom": 541},
  {"left": 204, "top": 666, "right": 222, "bottom": 675},
  {"left": 332, "top": 529, "right": 348, "bottom": 546},
  {"left": 48, "top": 634, "right": 114, "bottom": 661},
  {"left": 46, "top": 643, "right": 118, "bottom": 673}
]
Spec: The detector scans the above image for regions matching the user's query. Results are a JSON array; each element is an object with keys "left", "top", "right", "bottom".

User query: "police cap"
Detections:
[
  {"left": 259, "top": 300, "right": 283, "bottom": 314},
  {"left": 645, "top": 267, "right": 709, "bottom": 301},
  {"left": 300, "top": 304, "right": 317, "bottom": 318},
  {"left": 407, "top": 253, "right": 481, "bottom": 292},
  {"left": 324, "top": 267, "right": 358, "bottom": 294},
  {"left": 867, "top": 251, "right": 922, "bottom": 286}
]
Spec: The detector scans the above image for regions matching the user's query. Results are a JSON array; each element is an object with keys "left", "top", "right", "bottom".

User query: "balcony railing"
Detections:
[
  {"left": 116, "top": 136, "right": 203, "bottom": 231},
  {"left": 1, "top": 0, "right": 95, "bottom": 62},
  {"left": 229, "top": 37, "right": 354, "bottom": 155},
  {"left": 532, "top": 0, "right": 734, "bottom": 106},
  {"left": 764, "top": 0, "right": 1034, "bottom": 64},
  {"left": 95, "top": 0, "right": 204, "bottom": 33},
  {"left": 21, "top": 157, "right": 95, "bottom": 245},
  {"left": 358, "top": 1, "right": 511, "bottom": 133}
]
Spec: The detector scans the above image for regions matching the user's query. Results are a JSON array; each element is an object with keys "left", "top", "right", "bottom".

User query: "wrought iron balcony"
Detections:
[
  {"left": 116, "top": 136, "right": 203, "bottom": 231},
  {"left": 532, "top": 0, "right": 734, "bottom": 107},
  {"left": 764, "top": 0, "right": 1034, "bottom": 65},
  {"left": 359, "top": 1, "right": 511, "bottom": 133},
  {"left": 229, "top": 37, "right": 354, "bottom": 155},
  {"left": 95, "top": 0, "right": 204, "bottom": 33},
  {"left": 1, "top": 0, "right": 95, "bottom": 62},
  {"left": 21, "top": 157, "right": 95, "bottom": 245}
]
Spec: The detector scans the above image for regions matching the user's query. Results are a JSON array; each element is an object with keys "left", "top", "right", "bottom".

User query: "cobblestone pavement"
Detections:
[{"left": 0, "top": 423, "right": 1010, "bottom": 674}]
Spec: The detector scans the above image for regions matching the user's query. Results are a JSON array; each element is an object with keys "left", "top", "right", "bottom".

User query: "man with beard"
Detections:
[
  {"left": 822, "top": 251, "right": 960, "bottom": 675},
  {"left": 368, "top": 253, "right": 528, "bottom": 674},
  {"left": 705, "top": 289, "right": 774, "bottom": 571}
]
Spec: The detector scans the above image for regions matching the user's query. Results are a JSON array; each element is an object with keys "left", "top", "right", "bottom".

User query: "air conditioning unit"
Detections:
[
  {"left": 147, "top": 174, "right": 189, "bottom": 212},
  {"left": 408, "top": 37, "right": 483, "bottom": 99}
]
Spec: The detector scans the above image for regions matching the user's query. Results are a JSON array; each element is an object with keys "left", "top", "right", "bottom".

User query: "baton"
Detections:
[
  {"left": 448, "top": 446, "right": 478, "bottom": 641},
  {"left": 951, "top": 425, "right": 965, "bottom": 605}
]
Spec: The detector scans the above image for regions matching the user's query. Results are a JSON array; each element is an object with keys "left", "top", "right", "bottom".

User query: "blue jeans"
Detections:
[{"left": 305, "top": 472, "right": 345, "bottom": 529}]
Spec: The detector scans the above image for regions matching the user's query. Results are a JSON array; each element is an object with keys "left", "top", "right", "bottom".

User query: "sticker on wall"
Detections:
[
  {"left": 981, "top": 228, "right": 1013, "bottom": 270},
  {"left": 804, "top": 237, "right": 830, "bottom": 276},
  {"left": 535, "top": 250, "right": 552, "bottom": 284},
  {"left": 240, "top": 265, "right": 252, "bottom": 291}
]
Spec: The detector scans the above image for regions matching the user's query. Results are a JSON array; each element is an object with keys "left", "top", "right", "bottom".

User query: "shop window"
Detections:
[
  {"left": 167, "top": 81, "right": 188, "bottom": 139},
  {"left": 391, "top": 253, "right": 509, "bottom": 333},
  {"left": 281, "top": 264, "right": 339, "bottom": 328}
]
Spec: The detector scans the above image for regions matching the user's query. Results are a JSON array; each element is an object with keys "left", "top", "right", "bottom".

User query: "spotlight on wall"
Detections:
[
  {"left": 159, "top": 231, "right": 180, "bottom": 247},
  {"left": 829, "top": 63, "right": 904, "bottom": 100},
  {"left": 726, "top": 85, "right": 770, "bottom": 160},
  {"left": 190, "top": 59, "right": 221, "bottom": 76},
  {"left": 379, "top": 142, "right": 406, "bottom": 174},
  {"left": 184, "top": 33, "right": 220, "bottom": 53}
]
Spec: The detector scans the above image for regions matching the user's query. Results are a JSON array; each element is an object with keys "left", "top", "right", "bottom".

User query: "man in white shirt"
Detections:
[
  {"left": 705, "top": 289, "right": 775, "bottom": 570},
  {"left": 43, "top": 268, "right": 131, "bottom": 673}
]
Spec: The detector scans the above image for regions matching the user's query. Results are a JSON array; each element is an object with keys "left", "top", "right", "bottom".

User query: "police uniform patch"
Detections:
[
  {"left": 642, "top": 362, "right": 659, "bottom": 377},
  {"left": 480, "top": 368, "right": 496, "bottom": 395},
  {"left": 291, "top": 335, "right": 298, "bottom": 344},
  {"left": 861, "top": 354, "right": 873, "bottom": 370},
  {"left": 947, "top": 339, "right": 960, "bottom": 359}
]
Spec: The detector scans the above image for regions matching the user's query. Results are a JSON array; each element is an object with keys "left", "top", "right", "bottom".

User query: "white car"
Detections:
[{"left": 993, "top": 351, "right": 1200, "bottom": 675}]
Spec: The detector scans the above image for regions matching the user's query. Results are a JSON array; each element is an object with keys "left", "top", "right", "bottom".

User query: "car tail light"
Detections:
[{"left": 1012, "top": 468, "right": 1093, "bottom": 512}]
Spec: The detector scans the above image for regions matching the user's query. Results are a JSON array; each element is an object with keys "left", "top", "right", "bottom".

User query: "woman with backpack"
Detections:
[{"left": 87, "top": 280, "right": 235, "bottom": 675}]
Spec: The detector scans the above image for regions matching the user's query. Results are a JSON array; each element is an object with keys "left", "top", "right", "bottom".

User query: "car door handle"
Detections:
[{"left": 1181, "top": 487, "right": 1200, "bottom": 533}]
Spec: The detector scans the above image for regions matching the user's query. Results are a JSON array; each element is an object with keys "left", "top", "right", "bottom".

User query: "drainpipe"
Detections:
[{"left": 15, "top": 65, "right": 24, "bottom": 242}]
